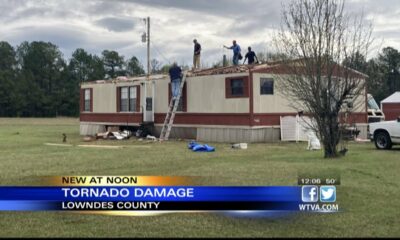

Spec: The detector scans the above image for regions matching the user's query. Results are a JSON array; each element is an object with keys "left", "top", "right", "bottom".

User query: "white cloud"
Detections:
[{"left": 1, "top": 0, "right": 400, "bottom": 67}]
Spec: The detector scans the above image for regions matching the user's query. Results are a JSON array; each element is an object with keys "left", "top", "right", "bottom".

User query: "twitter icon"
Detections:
[{"left": 320, "top": 186, "right": 336, "bottom": 202}]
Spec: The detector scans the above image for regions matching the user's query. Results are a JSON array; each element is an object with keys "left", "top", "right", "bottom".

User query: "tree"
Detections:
[
  {"left": 274, "top": 0, "right": 373, "bottom": 158},
  {"left": 150, "top": 59, "right": 162, "bottom": 74},
  {"left": 160, "top": 64, "right": 172, "bottom": 74},
  {"left": 0, "top": 41, "right": 17, "bottom": 116},
  {"left": 377, "top": 47, "right": 400, "bottom": 94},
  {"left": 342, "top": 51, "right": 368, "bottom": 74},
  {"left": 126, "top": 56, "right": 145, "bottom": 76},
  {"left": 365, "top": 58, "right": 388, "bottom": 103},
  {"left": 89, "top": 55, "right": 106, "bottom": 80},
  {"left": 69, "top": 48, "right": 93, "bottom": 82},
  {"left": 256, "top": 52, "right": 288, "bottom": 63},
  {"left": 69, "top": 49, "right": 105, "bottom": 82},
  {"left": 102, "top": 50, "right": 125, "bottom": 79},
  {"left": 16, "top": 41, "right": 68, "bottom": 117}
]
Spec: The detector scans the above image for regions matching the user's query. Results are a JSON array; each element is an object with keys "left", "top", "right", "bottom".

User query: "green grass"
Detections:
[{"left": 0, "top": 118, "right": 399, "bottom": 237}]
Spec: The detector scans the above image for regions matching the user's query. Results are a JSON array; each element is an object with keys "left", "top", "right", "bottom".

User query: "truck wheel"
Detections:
[{"left": 374, "top": 132, "right": 392, "bottom": 150}]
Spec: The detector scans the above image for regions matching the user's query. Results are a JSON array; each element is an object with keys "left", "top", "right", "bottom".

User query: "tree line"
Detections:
[
  {"left": 0, "top": 41, "right": 147, "bottom": 117},
  {"left": 1, "top": 40, "right": 400, "bottom": 118},
  {"left": 344, "top": 47, "right": 400, "bottom": 103}
]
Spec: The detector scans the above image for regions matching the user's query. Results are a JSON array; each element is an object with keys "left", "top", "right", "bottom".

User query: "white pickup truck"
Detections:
[{"left": 369, "top": 117, "right": 400, "bottom": 149}]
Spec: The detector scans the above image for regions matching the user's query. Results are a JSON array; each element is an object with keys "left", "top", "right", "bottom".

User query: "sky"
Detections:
[{"left": 1, "top": 0, "right": 400, "bottom": 68}]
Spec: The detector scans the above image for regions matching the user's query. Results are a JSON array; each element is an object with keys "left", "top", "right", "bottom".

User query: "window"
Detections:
[
  {"left": 84, "top": 89, "right": 91, "bottom": 112},
  {"left": 231, "top": 79, "right": 244, "bottom": 96},
  {"left": 146, "top": 97, "right": 153, "bottom": 111},
  {"left": 225, "top": 76, "right": 249, "bottom": 98},
  {"left": 120, "top": 87, "right": 129, "bottom": 112},
  {"left": 129, "top": 87, "right": 137, "bottom": 112},
  {"left": 118, "top": 86, "right": 139, "bottom": 112},
  {"left": 260, "top": 78, "right": 274, "bottom": 95}
]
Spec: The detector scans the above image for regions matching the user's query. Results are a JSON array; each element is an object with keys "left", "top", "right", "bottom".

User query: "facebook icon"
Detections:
[{"left": 302, "top": 185, "right": 318, "bottom": 202}]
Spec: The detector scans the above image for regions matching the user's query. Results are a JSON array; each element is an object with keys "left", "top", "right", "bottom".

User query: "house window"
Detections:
[
  {"left": 146, "top": 97, "right": 153, "bottom": 111},
  {"left": 260, "top": 78, "right": 274, "bottom": 95},
  {"left": 225, "top": 76, "right": 249, "bottom": 98},
  {"left": 129, "top": 87, "right": 137, "bottom": 112},
  {"left": 119, "top": 86, "right": 139, "bottom": 112},
  {"left": 120, "top": 87, "right": 129, "bottom": 112},
  {"left": 84, "top": 89, "right": 91, "bottom": 112},
  {"left": 231, "top": 79, "right": 244, "bottom": 96}
]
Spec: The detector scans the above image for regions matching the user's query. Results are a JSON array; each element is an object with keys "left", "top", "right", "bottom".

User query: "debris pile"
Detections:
[
  {"left": 95, "top": 130, "right": 132, "bottom": 140},
  {"left": 146, "top": 135, "right": 157, "bottom": 141},
  {"left": 232, "top": 143, "right": 248, "bottom": 149},
  {"left": 188, "top": 65, "right": 250, "bottom": 77},
  {"left": 307, "top": 132, "right": 321, "bottom": 150}
]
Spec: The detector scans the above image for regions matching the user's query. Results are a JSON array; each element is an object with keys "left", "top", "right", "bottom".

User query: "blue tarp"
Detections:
[{"left": 188, "top": 141, "right": 215, "bottom": 152}]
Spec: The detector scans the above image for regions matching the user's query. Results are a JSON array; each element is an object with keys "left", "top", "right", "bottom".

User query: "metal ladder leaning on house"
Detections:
[{"left": 159, "top": 72, "right": 187, "bottom": 141}]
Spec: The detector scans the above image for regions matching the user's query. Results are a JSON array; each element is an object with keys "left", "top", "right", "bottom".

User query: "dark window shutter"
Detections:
[
  {"left": 243, "top": 77, "right": 249, "bottom": 97},
  {"left": 168, "top": 83, "right": 172, "bottom": 103},
  {"left": 80, "top": 89, "right": 84, "bottom": 112},
  {"left": 136, "top": 85, "right": 141, "bottom": 112},
  {"left": 90, "top": 88, "right": 93, "bottom": 112},
  {"left": 116, "top": 87, "right": 121, "bottom": 112},
  {"left": 182, "top": 83, "right": 187, "bottom": 112},
  {"left": 225, "top": 78, "right": 231, "bottom": 98}
]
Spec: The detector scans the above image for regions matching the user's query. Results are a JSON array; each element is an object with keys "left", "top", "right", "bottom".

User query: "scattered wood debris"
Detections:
[
  {"left": 77, "top": 145, "right": 124, "bottom": 149},
  {"left": 95, "top": 130, "right": 132, "bottom": 140},
  {"left": 44, "top": 143, "right": 73, "bottom": 147},
  {"left": 187, "top": 65, "right": 250, "bottom": 77},
  {"left": 83, "top": 136, "right": 95, "bottom": 142}
]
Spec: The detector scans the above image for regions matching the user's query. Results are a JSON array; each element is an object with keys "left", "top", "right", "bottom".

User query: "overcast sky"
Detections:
[{"left": 1, "top": 0, "right": 400, "bottom": 68}]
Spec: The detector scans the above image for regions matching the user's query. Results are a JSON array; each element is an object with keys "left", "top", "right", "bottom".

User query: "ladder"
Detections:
[{"left": 159, "top": 72, "right": 187, "bottom": 141}]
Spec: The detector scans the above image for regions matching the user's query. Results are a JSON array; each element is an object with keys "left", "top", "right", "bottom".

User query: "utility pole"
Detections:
[
  {"left": 141, "top": 17, "right": 152, "bottom": 123},
  {"left": 147, "top": 17, "right": 150, "bottom": 79}
]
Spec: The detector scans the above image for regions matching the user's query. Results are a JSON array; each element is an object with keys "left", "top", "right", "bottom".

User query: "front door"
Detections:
[{"left": 142, "top": 81, "right": 155, "bottom": 122}]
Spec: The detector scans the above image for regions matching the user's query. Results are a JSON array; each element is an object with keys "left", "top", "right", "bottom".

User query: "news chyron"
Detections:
[{"left": 0, "top": 176, "right": 341, "bottom": 217}]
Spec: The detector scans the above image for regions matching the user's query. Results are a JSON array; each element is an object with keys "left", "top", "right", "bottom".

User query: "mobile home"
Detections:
[{"left": 80, "top": 64, "right": 368, "bottom": 142}]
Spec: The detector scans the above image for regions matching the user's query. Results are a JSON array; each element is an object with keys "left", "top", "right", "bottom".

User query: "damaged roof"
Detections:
[
  {"left": 81, "top": 60, "right": 366, "bottom": 85},
  {"left": 81, "top": 74, "right": 168, "bottom": 85},
  {"left": 187, "top": 63, "right": 276, "bottom": 77}
]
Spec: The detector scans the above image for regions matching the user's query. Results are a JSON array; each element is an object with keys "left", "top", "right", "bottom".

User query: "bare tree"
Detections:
[{"left": 273, "top": 0, "right": 373, "bottom": 158}]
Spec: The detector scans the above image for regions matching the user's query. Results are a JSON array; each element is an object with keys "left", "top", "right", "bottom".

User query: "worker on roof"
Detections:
[
  {"left": 193, "top": 39, "right": 201, "bottom": 70},
  {"left": 224, "top": 40, "right": 242, "bottom": 65},
  {"left": 243, "top": 46, "right": 259, "bottom": 65},
  {"left": 168, "top": 62, "right": 182, "bottom": 100}
]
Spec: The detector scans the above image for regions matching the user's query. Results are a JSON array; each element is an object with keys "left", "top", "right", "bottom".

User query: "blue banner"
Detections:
[
  {"left": 0, "top": 186, "right": 301, "bottom": 201},
  {"left": 0, "top": 186, "right": 308, "bottom": 212}
]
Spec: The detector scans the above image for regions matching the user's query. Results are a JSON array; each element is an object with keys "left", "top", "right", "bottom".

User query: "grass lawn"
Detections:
[{"left": 0, "top": 118, "right": 399, "bottom": 238}]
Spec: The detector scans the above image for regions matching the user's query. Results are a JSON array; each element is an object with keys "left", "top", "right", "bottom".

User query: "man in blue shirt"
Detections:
[
  {"left": 224, "top": 40, "right": 241, "bottom": 65},
  {"left": 168, "top": 62, "right": 182, "bottom": 100}
]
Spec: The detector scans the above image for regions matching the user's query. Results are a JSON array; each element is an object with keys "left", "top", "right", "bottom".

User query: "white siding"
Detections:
[{"left": 253, "top": 73, "right": 296, "bottom": 113}]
